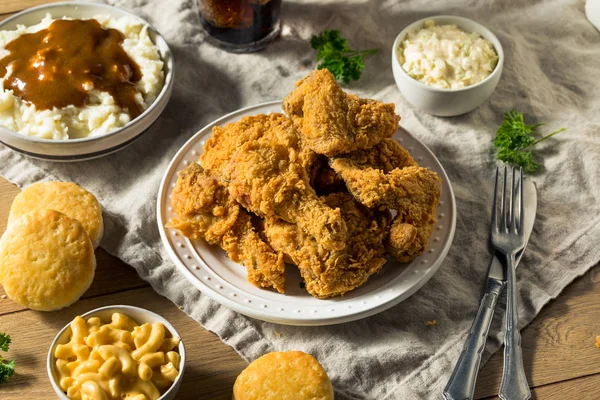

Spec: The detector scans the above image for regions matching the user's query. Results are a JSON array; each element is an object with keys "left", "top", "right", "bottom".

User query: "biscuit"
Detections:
[
  {"left": 233, "top": 351, "right": 334, "bottom": 400},
  {"left": 8, "top": 181, "right": 104, "bottom": 248},
  {"left": 0, "top": 209, "right": 96, "bottom": 311}
]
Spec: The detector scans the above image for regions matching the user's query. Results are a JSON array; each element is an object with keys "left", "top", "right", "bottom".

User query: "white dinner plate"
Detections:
[{"left": 157, "top": 101, "right": 457, "bottom": 326}]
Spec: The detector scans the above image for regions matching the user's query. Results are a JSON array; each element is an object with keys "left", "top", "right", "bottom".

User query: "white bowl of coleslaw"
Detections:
[
  {"left": 47, "top": 305, "right": 186, "bottom": 400},
  {"left": 392, "top": 15, "right": 504, "bottom": 116}
]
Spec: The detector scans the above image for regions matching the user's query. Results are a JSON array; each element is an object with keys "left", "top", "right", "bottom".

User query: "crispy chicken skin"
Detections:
[
  {"left": 283, "top": 69, "right": 400, "bottom": 156},
  {"left": 201, "top": 113, "right": 315, "bottom": 173},
  {"left": 386, "top": 216, "right": 435, "bottom": 263},
  {"left": 262, "top": 193, "right": 391, "bottom": 298},
  {"left": 169, "top": 163, "right": 286, "bottom": 293},
  {"left": 201, "top": 114, "right": 347, "bottom": 251},
  {"left": 336, "top": 138, "right": 418, "bottom": 172},
  {"left": 329, "top": 138, "right": 441, "bottom": 263},
  {"left": 329, "top": 161, "right": 441, "bottom": 223}
]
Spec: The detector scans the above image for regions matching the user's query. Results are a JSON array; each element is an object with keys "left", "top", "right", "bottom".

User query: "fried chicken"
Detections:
[
  {"left": 336, "top": 138, "right": 418, "bottom": 172},
  {"left": 330, "top": 160, "right": 440, "bottom": 219},
  {"left": 167, "top": 70, "right": 445, "bottom": 297},
  {"left": 201, "top": 114, "right": 347, "bottom": 251},
  {"left": 262, "top": 193, "right": 391, "bottom": 298},
  {"left": 201, "top": 113, "right": 315, "bottom": 173},
  {"left": 329, "top": 138, "right": 442, "bottom": 263},
  {"left": 169, "top": 163, "right": 286, "bottom": 293},
  {"left": 283, "top": 69, "right": 400, "bottom": 157},
  {"left": 386, "top": 215, "right": 435, "bottom": 263}
]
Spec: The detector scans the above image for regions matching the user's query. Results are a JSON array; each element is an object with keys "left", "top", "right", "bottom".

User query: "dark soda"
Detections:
[{"left": 199, "top": 0, "right": 281, "bottom": 51}]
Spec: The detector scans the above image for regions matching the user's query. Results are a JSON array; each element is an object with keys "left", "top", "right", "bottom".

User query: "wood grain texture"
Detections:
[
  {"left": 475, "top": 265, "right": 600, "bottom": 398},
  {"left": 0, "top": 287, "right": 247, "bottom": 399},
  {"left": 0, "top": 0, "right": 61, "bottom": 14},
  {"left": 0, "top": 12, "right": 15, "bottom": 21},
  {"left": 480, "top": 373, "right": 600, "bottom": 400}
]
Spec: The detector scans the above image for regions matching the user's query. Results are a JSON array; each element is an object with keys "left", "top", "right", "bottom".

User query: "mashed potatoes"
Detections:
[{"left": 0, "top": 14, "right": 164, "bottom": 139}]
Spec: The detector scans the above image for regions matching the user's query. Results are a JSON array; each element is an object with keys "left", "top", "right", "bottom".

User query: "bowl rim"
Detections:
[
  {"left": 46, "top": 304, "right": 186, "bottom": 400},
  {"left": 391, "top": 14, "right": 505, "bottom": 93},
  {"left": 0, "top": 1, "right": 174, "bottom": 145}
]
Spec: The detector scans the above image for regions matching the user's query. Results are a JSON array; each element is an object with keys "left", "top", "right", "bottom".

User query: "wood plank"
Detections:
[
  {"left": 0, "top": 179, "right": 149, "bottom": 316},
  {"left": 0, "top": 12, "right": 15, "bottom": 21},
  {"left": 479, "top": 373, "right": 600, "bottom": 400},
  {"left": 0, "top": 0, "right": 62, "bottom": 14},
  {"left": 0, "top": 286, "right": 248, "bottom": 399},
  {"left": 530, "top": 373, "right": 600, "bottom": 400},
  {"left": 475, "top": 264, "right": 600, "bottom": 398}
]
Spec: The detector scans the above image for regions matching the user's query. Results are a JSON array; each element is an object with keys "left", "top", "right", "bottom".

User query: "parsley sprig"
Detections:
[
  {"left": 0, "top": 332, "right": 15, "bottom": 384},
  {"left": 494, "top": 110, "right": 565, "bottom": 173},
  {"left": 310, "top": 30, "right": 378, "bottom": 84}
]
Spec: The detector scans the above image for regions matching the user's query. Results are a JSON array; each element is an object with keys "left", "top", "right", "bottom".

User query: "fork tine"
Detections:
[
  {"left": 500, "top": 166, "right": 507, "bottom": 231},
  {"left": 509, "top": 166, "right": 516, "bottom": 231},
  {"left": 491, "top": 167, "right": 499, "bottom": 230},
  {"left": 519, "top": 167, "right": 524, "bottom": 234}
]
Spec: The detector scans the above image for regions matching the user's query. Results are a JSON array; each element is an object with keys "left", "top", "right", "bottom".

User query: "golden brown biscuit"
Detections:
[
  {"left": 0, "top": 209, "right": 96, "bottom": 311},
  {"left": 8, "top": 181, "right": 104, "bottom": 248},
  {"left": 233, "top": 351, "right": 334, "bottom": 400}
]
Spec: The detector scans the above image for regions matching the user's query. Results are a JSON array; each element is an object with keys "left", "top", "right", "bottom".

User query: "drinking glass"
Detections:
[{"left": 198, "top": 0, "right": 282, "bottom": 52}]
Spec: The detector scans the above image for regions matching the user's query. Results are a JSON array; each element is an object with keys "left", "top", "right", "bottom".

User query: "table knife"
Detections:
[{"left": 443, "top": 178, "right": 537, "bottom": 400}]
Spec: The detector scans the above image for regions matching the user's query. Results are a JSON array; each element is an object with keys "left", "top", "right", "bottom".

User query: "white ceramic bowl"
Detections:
[
  {"left": 392, "top": 15, "right": 504, "bottom": 116},
  {"left": 47, "top": 305, "right": 186, "bottom": 400},
  {"left": 0, "top": 2, "right": 174, "bottom": 161}
]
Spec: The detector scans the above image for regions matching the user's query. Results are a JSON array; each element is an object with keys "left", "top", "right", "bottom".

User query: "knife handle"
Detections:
[{"left": 443, "top": 279, "right": 504, "bottom": 400}]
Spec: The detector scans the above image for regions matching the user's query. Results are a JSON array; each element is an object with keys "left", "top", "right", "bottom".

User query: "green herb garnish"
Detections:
[
  {"left": 299, "top": 281, "right": 306, "bottom": 289},
  {"left": 494, "top": 110, "right": 566, "bottom": 173},
  {"left": 310, "top": 30, "right": 378, "bottom": 84},
  {"left": 0, "top": 332, "right": 15, "bottom": 384}
]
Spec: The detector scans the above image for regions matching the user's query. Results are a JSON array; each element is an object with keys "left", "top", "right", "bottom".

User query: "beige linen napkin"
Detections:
[{"left": 1, "top": 0, "right": 599, "bottom": 398}]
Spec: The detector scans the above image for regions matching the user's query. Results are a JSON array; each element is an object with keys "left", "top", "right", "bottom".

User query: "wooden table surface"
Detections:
[{"left": 0, "top": 1, "right": 599, "bottom": 399}]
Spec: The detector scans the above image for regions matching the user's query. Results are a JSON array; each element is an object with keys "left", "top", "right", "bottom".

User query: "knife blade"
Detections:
[{"left": 443, "top": 177, "right": 537, "bottom": 400}]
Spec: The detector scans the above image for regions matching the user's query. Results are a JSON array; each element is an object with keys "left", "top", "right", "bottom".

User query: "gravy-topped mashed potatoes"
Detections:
[
  {"left": 0, "top": 14, "right": 164, "bottom": 139},
  {"left": 54, "top": 313, "right": 181, "bottom": 400},
  {"left": 397, "top": 20, "right": 498, "bottom": 89}
]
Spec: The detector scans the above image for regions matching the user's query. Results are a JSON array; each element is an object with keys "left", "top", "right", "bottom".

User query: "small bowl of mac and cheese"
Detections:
[{"left": 47, "top": 305, "right": 186, "bottom": 400}]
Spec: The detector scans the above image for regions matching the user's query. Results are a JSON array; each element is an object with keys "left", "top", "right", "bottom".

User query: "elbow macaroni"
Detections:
[{"left": 54, "top": 314, "right": 181, "bottom": 400}]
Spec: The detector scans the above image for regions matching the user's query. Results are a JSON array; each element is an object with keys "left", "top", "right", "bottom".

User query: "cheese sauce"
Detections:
[{"left": 398, "top": 20, "right": 498, "bottom": 89}]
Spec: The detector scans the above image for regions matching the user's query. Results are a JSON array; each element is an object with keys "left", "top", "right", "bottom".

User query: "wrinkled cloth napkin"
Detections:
[{"left": 1, "top": 0, "right": 600, "bottom": 398}]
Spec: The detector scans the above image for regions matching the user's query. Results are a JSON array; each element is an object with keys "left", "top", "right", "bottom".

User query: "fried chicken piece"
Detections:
[
  {"left": 283, "top": 69, "right": 400, "bottom": 156},
  {"left": 330, "top": 160, "right": 441, "bottom": 220},
  {"left": 338, "top": 138, "right": 418, "bottom": 172},
  {"left": 262, "top": 193, "right": 391, "bottom": 298},
  {"left": 201, "top": 113, "right": 315, "bottom": 174},
  {"left": 201, "top": 114, "right": 347, "bottom": 251},
  {"left": 329, "top": 138, "right": 441, "bottom": 263},
  {"left": 169, "top": 163, "right": 286, "bottom": 293},
  {"left": 386, "top": 215, "right": 435, "bottom": 263}
]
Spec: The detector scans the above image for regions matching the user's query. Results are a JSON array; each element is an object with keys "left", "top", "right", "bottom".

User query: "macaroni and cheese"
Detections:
[
  {"left": 54, "top": 313, "right": 181, "bottom": 400},
  {"left": 397, "top": 20, "right": 498, "bottom": 89}
]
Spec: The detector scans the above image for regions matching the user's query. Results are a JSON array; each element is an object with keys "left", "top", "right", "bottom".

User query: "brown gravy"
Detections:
[{"left": 0, "top": 19, "right": 144, "bottom": 118}]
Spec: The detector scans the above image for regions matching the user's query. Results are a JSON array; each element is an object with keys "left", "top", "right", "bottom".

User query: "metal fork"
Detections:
[{"left": 491, "top": 166, "right": 531, "bottom": 400}]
